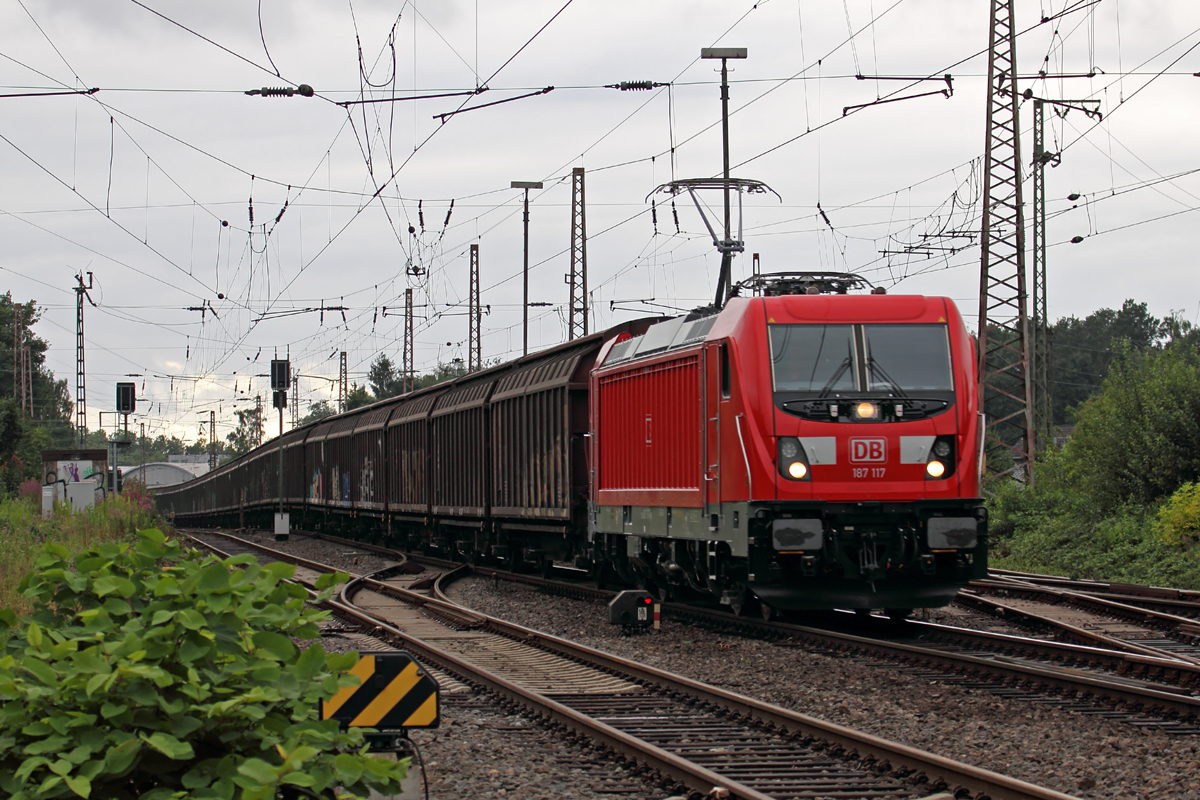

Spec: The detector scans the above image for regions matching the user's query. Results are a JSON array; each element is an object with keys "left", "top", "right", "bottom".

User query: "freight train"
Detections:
[{"left": 157, "top": 272, "right": 987, "bottom": 619}]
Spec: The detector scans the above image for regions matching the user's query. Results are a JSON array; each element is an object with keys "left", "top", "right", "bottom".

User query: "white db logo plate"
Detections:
[{"left": 849, "top": 438, "right": 887, "bottom": 463}]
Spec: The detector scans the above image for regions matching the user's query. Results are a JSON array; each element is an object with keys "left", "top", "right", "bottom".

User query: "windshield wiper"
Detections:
[
  {"left": 817, "top": 357, "right": 852, "bottom": 398},
  {"left": 867, "top": 356, "right": 909, "bottom": 398}
]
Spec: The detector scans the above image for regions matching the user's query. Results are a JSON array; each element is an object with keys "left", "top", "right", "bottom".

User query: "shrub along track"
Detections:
[{"left": 181, "top": 529, "right": 1077, "bottom": 800}]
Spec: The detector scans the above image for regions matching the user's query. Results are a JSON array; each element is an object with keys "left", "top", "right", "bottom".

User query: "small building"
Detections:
[
  {"left": 41, "top": 449, "right": 108, "bottom": 485},
  {"left": 121, "top": 462, "right": 203, "bottom": 489}
]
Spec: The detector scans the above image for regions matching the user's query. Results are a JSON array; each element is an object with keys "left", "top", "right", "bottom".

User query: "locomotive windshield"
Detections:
[
  {"left": 863, "top": 324, "right": 953, "bottom": 392},
  {"left": 769, "top": 324, "right": 856, "bottom": 393},
  {"left": 769, "top": 323, "right": 953, "bottom": 394}
]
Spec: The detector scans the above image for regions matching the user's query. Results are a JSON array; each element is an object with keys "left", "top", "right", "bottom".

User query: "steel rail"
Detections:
[
  {"left": 975, "top": 576, "right": 1200, "bottom": 634},
  {"left": 956, "top": 587, "right": 1200, "bottom": 666},
  {"left": 194, "top": 530, "right": 1200, "bottom": 706}
]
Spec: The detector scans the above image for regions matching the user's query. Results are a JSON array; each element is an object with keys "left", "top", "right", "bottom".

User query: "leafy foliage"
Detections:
[
  {"left": 1155, "top": 482, "right": 1200, "bottom": 547},
  {"left": 990, "top": 343, "right": 1200, "bottom": 588},
  {"left": 1064, "top": 343, "right": 1200, "bottom": 511},
  {"left": 0, "top": 530, "right": 408, "bottom": 799}
]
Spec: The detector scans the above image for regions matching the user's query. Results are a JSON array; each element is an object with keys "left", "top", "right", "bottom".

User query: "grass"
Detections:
[{"left": 0, "top": 481, "right": 165, "bottom": 614}]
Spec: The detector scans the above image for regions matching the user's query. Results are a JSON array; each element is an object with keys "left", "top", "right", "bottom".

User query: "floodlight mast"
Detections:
[{"left": 701, "top": 47, "right": 746, "bottom": 308}]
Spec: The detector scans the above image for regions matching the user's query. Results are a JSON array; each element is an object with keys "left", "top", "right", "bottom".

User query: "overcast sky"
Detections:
[{"left": 2, "top": 0, "right": 1197, "bottom": 445}]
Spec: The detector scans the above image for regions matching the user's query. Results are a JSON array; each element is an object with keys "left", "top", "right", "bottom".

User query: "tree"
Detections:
[
  {"left": 226, "top": 406, "right": 265, "bottom": 455},
  {"left": 367, "top": 355, "right": 403, "bottom": 400},
  {"left": 1064, "top": 342, "right": 1200, "bottom": 511},
  {"left": 0, "top": 293, "right": 74, "bottom": 448},
  {"left": 346, "top": 383, "right": 372, "bottom": 411},
  {"left": 298, "top": 401, "right": 336, "bottom": 427},
  {"left": 413, "top": 359, "right": 467, "bottom": 391},
  {"left": 1049, "top": 299, "right": 1167, "bottom": 425},
  {"left": 0, "top": 398, "right": 50, "bottom": 497}
]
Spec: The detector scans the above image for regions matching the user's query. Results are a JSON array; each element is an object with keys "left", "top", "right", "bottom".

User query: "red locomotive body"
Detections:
[{"left": 590, "top": 288, "right": 986, "bottom": 616}]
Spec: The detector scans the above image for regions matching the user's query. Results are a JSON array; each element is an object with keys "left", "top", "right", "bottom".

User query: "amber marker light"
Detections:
[
  {"left": 788, "top": 462, "right": 808, "bottom": 479},
  {"left": 855, "top": 402, "right": 878, "bottom": 419},
  {"left": 926, "top": 460, "right": 946, "bottom": 478}
]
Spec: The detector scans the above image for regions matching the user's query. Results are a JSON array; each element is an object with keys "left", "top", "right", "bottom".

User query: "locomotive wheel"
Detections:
[{"left": 885, "top": 607, "right": 913, "bottom": 622}]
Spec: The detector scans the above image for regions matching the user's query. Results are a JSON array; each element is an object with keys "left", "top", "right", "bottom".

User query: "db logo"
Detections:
[{"left": 849, "top": 438, "right": 887, "bottom": 463}]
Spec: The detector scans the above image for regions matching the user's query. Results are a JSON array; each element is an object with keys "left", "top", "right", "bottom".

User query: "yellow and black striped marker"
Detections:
[{"left": 321, "top": 652, "right": 440, "bottom": 730}]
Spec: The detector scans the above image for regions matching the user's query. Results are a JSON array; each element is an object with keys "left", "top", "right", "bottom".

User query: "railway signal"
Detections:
[{"left": 608, "top": 590, "right": 657, "bottom": 632}]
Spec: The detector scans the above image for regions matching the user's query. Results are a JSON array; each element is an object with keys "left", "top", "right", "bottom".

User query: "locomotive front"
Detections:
[
  {"left": 748, "top": 290, "right": 986, "bottom": 614},
  {"left": 589, "top": 273, "right": 986, "bottom": 618}
]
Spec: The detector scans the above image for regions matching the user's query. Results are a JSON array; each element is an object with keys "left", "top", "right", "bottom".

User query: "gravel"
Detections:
[
  {"left": 404, "top": 699, "right": 675, "bottom": 800},
  {"left": 225, "top": 529, "right": 397, "bottom": 576},
  {"left": 219, "top": 529, "right": 1200, "bottom": 799},
  {"left": 447, "top": 577, "right": 1200, "bottom": 800}
]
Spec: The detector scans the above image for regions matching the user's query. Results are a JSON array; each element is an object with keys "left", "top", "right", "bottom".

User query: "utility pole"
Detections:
[
  {"left": 74, "top": 272, "right": 93, "bottom": 446},
  {"left": 1026, "top": 90, "right": 1099, "bottom": 451},
  {"left": 977, "top": 0, "right": 1034, "bottom": 485},
  {"left": 208, "top": 410, "right": 217, "bottom": 471},
  {"left": 1030, "top": 97, "right": 1051, "bottom": 452},
  {"left": 23, "top": 346, "right": 32, "bottom": 416},
  {"left": 254, "top": 394, "right": 264, "bottom": 447},
  {"left": 403, "top": 288, "right": 414, "bottom": 393},
  {"left": 469, "top": 244, "right": 482, "bottom": 371},
  {"left": 339, "top": 351, "right": 348, "bottom": 412},
  {"left": 140, "top": 421, "right": 146, "bottom": 472},
  {"left": 568, "top": 168, "right": 588, "bottom": 340},
  {"left": 12, "top": 304, "right": 20, "bottom": 411},
  {"left": 270, "top": 356, "right": 290, "bottom": 540},
  {"left": 701, "top": 47, "right": 747, "bottom": 308},
  {"left": 511, "top": 180, "right": 543, "bottom": 356}
]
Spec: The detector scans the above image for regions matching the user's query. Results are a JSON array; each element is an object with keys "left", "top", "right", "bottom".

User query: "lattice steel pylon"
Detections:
[
  {"left": 403, "top": 288, "right": 414, "bottom": 394},
  {"left": 73, "top": 273, "right": 93, "bottom": 446},
  {"left": 290, "top": 373, "right": 298, "bottom": 428},
  {"left": 208, "top": 410, "right": 217, "bottom": 471},
  {"left": 468, "top": 245, "right": 482, "bottom": 371},
  {"left": 339, "top": 351, "right": 348, "bottom": 412},
  {"left": 568, "top": 167, "right": 588, "bottom": 339},
  {"left": 978, "top": 0, "right": 1035, "bottom": 485},
  {"left": 1030, "top": 98, "right": 1052, "bottom": 451},
  {"left": 253, "top": 394, "right": 264, "bottom": 447}
]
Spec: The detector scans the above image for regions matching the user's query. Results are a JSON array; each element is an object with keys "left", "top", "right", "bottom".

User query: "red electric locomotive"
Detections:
[{"left": 589, "top": 273, "right": 986, "bottom": 618}]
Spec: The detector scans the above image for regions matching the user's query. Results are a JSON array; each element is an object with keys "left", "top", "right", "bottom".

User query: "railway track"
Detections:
[
  {"left": 963, "top": 574, "right": 1200, "bottom": 663},
  {"left": 180, "top": 529, "right": 1078, "bottom": 800},
  {"left": 263, "top": 529, "right": 1200, "bottom": 734}
]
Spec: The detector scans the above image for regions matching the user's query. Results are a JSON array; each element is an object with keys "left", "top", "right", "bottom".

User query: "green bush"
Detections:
[
  {"left": 0, "top": 530, "right": 409, "bottom": 799},
  {"left": 1066, "top": 343, "right": 1200, "bottom": 511},
  {"left": 1155, "top": 481, "right": 1200, "bottom": 546}
]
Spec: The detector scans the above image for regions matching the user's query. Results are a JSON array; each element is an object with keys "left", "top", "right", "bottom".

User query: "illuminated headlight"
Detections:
[
  {"left": 777, "top": 437, "right": 811, "bottom": 481},
  {"left": 925, "top": 436, "right": 956, "bottom": 480},
  {"left": 855, "top": 402, "right": 878, "bottom": 420}
]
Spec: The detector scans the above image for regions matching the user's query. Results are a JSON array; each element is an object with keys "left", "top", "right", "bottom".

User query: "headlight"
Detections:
[
  {"left": 925, "top": 436, "right": 955, "bottom": 480},
  {"left": 778, "top": 437, "right": 811, "bottom": 481},
  {"left": 855, "top": 402, "right": 878, "bottom": 420}
]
